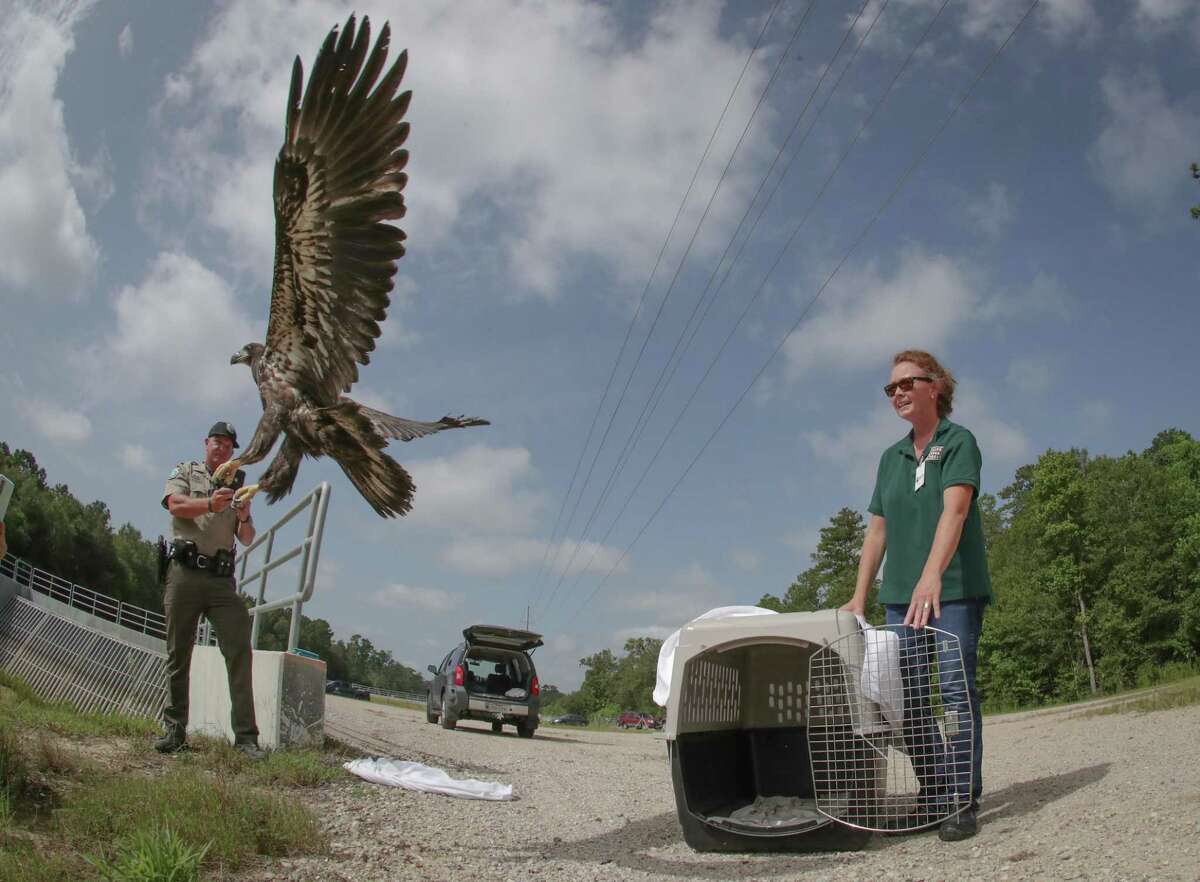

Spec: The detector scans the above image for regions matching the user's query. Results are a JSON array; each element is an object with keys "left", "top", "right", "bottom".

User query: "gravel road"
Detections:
[{"left": 243, "top": 697, "right": 1200, "bottom": 882}]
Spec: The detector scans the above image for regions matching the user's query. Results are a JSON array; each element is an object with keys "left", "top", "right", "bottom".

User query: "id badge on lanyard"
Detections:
[{"left": 914, "top": 458, "right": 926, "bottom": 492}]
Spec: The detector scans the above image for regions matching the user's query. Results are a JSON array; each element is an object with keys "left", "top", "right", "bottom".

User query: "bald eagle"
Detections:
[{"left": 214, "top": 15, "right": 487, "bottom": 517}]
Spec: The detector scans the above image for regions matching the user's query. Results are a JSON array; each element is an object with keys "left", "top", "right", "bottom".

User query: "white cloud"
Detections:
[
  {"left": 980, "top": 272, "right": 1073, "bottom": 322},
  {"left": 440, "top": 535, "right": 625, "bottom": 579},
  {"left": 119, "top": 443, "right": 155, "bottom": 474},
  {"left": 782, "top": 249, "right": 979, "bottom": 381},
  {"left": 966, "top": 181, "right": 1014, "bottom": 239},
  {"left": 1079, "top": 399, "right": 1113, "bottom": 432},
  {"left": 87, "top": 250, "right": 264, "bottom": 406},
  {"left": 1132, "top": 0, "right": 1195, "bottom": 28},
  {"left": 23, "top": 398, "right": 91, "bottom": 442},
  {"left": 117, "top": 22, "right": 132, "bottom": 57},
  {"left": 372, "top": 583, "right": 457, "bottom": 613},
  {"left": 729, "top": 547, "right": 762, "bottom": 572},
  {"left": 1089, "top": 70, "right": 1200, "bottom": 221},
  {"left": 0, "top": 3, "right": 100, "bottom": 301},
  {"left": 149, "top": 0, "right": 775, "bottom": 298},
  {"left": 782, "top": 525, "right": 822, "bottom": 563},
  {"left": 405, "top": 444, "right": 545, "bottom": 533},
  {"left": 613, "top": 624, "right": 678, "bottom": 642},
  {"left": 1004, "top": 356, "right": 1055, "bottom": 395},
  {"left": 852, "top": 0, "right": 1096, "bottom": 51}
]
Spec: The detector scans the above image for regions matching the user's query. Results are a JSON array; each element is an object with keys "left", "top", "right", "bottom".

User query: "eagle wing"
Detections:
[{"left": 264, "top": 15, "right": 410, "bottom": 405}]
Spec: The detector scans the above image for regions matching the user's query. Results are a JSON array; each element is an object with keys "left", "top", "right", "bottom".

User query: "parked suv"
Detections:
[{"left": 426, "top": 625, "right": 543, "bottom": 738}]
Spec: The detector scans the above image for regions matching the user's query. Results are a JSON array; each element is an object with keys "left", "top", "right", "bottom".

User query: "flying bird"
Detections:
[{"left": 214, "top": 15, "right": 488, "bottom": 517}]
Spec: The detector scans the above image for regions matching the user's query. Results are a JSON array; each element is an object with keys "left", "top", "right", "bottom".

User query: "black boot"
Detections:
[
  {"left": 154, "top": 728, "right": 187, "bottom": 754},
  {"left": 938, "top": 805, "right": 978, "bottom": 841}
]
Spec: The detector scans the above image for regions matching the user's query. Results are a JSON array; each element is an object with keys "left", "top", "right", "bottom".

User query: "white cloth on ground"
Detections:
[
  {"left": 855, "top": 614, "right": 903, "bottom": 728},
  {"left": 653, "top": 605, "right": 779, "bottom": 706},
  {"left": 344, "top": 757, "right": 514, "bottom": 801}
]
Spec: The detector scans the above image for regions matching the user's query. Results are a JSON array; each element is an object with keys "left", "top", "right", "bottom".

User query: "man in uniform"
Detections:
[{"left": 157, "top": 421, "right": 262, "bottom": 757}]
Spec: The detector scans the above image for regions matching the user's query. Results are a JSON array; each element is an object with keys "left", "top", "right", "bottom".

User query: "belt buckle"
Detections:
[{"left": 195, "top": 554, "right": 210, "bottom": 570}]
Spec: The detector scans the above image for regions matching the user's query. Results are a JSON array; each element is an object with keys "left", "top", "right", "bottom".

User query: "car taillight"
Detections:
[
  {"left": 531, "top": 675, "right": 540, "bottom": 697},
  {"left": 453, "top": 665, "right": 464, "bottom": 687}
]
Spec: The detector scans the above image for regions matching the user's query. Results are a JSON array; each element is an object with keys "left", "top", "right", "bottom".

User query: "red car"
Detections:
[{"left": 617, "top": 711, "right": 659, "bottom": 729}]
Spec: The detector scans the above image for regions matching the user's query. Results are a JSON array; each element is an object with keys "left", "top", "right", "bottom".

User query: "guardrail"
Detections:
[
  {"left": 354, "top": 684, "right": 425, "bottom": 703},
  {"left": 0, "top": 554, "right": 166, "bottom": 639}
]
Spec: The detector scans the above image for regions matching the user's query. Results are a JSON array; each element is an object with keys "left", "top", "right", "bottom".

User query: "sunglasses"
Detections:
[{"left": 884, "top": 375, "right": 933, "bottom": 398}]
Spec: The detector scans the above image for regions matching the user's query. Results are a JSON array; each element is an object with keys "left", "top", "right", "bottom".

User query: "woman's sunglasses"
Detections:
[{"left": 884, "top": 375, "right": 933, "bottom": 398}]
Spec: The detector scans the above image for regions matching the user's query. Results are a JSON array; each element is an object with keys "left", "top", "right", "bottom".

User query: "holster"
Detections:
[{"left": 156, "top": 535, "right": 168, "bottom": 585}]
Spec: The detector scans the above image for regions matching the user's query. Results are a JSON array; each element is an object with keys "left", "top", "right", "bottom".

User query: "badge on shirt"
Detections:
[
  {"left": 926, "top": 445, "right": 945, "bottom": 462},
  {"left": 914, "top": 460, "right": 926, "bottom": 492},
  {"left": 169, "top": 466, "right": 181, "bottom": 479}
]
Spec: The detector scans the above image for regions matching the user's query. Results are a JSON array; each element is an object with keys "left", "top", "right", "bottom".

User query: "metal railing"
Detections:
[
  {"left": 354, "top": 684, "right": 425, "bottom": 703},
  {"left": 0, "top": 554, "right": 166, "bottom": 639},
  {"left": 238, "top": 482, "right": 331, "bottom": 652}
]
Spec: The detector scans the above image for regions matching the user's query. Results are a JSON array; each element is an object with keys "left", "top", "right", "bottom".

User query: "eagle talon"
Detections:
[
  {"left": 213, "top": 459, "right": 242, "bottom": 486},
  {"left": 233, "top": 484, "right": 260, "bottom": 506}
]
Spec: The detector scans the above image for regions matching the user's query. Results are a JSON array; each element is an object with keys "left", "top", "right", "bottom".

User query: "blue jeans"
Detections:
[{"left": 885, "top": 599, "right": 985, "bottom": 808}]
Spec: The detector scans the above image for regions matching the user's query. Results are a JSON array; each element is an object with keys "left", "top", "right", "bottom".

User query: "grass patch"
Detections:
[
  {"left": 86, "top": 824, "right": 210, "bottom": 882},
  {"left": 60, "top": 765, "right": 325, "bottom": 871},
  {"left": 0, "top": 675, "right": 156, "bottom": 739},
  {"left": 1080, "top": 675, "right": 1200, "bottom": 718}
]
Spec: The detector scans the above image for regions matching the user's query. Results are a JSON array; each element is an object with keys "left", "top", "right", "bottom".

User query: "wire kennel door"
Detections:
[{"left": 807, "top": 624, "right": 973, "bottom": 833}]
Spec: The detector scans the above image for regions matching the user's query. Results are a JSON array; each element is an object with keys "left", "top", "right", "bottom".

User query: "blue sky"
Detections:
[{"left": 1, "top": 0, "right": 1197, "bottom": 690}]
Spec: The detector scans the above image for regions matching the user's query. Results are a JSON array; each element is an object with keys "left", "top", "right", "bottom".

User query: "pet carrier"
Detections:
[{"left": 664, "top": 609, "right": 972, "bottom": 852}]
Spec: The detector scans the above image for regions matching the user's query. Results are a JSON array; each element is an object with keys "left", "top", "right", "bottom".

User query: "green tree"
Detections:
[{"left": 1190, "top": 162, "right": 1199, "bottom": 220}]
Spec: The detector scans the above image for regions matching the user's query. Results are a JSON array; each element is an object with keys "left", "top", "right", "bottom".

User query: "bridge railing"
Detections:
[{"left": 0, "top": 553, "right": 167, "bottom": 640}]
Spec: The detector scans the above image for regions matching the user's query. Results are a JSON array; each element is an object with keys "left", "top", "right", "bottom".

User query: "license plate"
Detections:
[{"left": 470, "top": 699, "right": 528, "bottom": 716}]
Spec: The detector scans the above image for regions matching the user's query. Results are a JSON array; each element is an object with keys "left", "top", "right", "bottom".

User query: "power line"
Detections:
[
  {"left": 536, "top": 0, "right": 819, "bottom": 617},
  {"left": 559, "top": 0, "right": 1043, "bottom": 628},
  {"left": 539, "top": 0, "right": 892, "bottom": 617},
  {"left": 526, "top": 0, "right": 790, "bottom": 617}
]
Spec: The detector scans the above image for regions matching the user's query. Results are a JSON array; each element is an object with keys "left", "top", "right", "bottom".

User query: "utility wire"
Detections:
[
  {"left": 559, "top": 0, "right": 1042, "bottom": 628},
  {"left": 540, "top": 0, "right": 890, "bottom": 617},
  {"left": 537, "top": 0, "right": 818, "bottom": 618},
  {"left": 526, "top": 0, "right": 788, "bottom": 616}
]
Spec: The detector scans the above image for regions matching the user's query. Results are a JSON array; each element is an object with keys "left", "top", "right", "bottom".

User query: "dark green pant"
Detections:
[{"left": 162, "top": 562, "right": 258, "bottom": 743}]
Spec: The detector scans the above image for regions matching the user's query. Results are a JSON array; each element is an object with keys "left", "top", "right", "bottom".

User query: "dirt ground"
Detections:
[{"left": 238, "top": 696, "right": 1200, "bottom": 882}]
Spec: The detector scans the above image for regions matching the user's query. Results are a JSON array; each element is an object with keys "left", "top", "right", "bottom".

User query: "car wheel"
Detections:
[
  {"left": 491, "top": 721, "right": 503, "bottom": 734},
  {"left": 517, "top": 722, "right": 535, "bottom": 739},
  {"left": 439, "top": 692, "right": 457, "bottom": 730},
  {"left": 425, "top": 692, "right": 438, "bottom": 724}
]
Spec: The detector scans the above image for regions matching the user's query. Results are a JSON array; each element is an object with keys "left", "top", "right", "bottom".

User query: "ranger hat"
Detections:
[{"left": 207, "top": 421, "right": 240, "bottom": 448}]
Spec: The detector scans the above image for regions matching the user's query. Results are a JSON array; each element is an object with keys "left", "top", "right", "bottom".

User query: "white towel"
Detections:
[{"left": 344, "top": 758, "right": 514, "bottom": 801}]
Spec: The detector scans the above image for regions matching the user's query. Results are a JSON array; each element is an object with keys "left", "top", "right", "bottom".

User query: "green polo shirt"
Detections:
[{"left": 868, "top": 418, "right": 992, "bottom": 605}]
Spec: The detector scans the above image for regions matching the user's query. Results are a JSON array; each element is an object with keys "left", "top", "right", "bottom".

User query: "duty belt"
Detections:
[{"left": 168, "top": 539, "right": 235, "bottom": 577}]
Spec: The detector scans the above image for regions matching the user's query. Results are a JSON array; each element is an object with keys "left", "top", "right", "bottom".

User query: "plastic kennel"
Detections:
[{"left": 664, "top": 609, "right": 972, "bottom": 852}]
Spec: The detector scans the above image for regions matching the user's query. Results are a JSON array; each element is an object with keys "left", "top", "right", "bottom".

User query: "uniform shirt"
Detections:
[
  {"left": 868, "top": 417, "right": 993, "bottom": 606},
  {"left": 162, "top": 461, "right": 238, "bottom": 557}
]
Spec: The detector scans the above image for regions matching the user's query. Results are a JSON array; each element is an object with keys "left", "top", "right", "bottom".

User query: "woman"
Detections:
[{"left": 842, "top": 349, "right": 992, "bottom": 841}]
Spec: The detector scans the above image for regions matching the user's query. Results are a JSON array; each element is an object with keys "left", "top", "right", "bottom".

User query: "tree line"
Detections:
[{"left": 0, "top": 442, "right": 424, "bottom": 693}]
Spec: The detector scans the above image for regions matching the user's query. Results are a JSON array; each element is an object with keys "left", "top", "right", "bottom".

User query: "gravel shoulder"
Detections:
[{"left": 240, "top": 697, "right": 1200, "bottom": 882}]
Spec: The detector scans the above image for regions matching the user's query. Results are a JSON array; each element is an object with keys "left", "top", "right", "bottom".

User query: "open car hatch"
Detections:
[{"left": 463, "top": 624, "right": 544, "bottom": 652}]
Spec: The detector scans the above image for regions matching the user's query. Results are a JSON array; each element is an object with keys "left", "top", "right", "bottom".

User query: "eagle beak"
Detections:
[{"left": 231, "top": 352, "right": 244, "bottom": 365}]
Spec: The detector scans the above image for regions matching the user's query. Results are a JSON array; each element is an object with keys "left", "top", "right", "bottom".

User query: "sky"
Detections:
[{"left": 1, "top": 0, "right": 1197, "bottom": 691}]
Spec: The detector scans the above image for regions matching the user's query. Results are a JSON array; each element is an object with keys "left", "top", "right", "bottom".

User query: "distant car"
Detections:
[
  {"left": 325, "top": 680, "right": 371, "bottom": 701},
  {"left": 550, "top": 713, "right": 587, "bottom": 726},
  {"left": 644, "top": 714, "right": 664, "bottom": 730},
  {"left": 426, "top": 625, "right": 544, "bottom": 738},
  {"left": 616, "top": 711, "right": 648, "bottom": 729}
]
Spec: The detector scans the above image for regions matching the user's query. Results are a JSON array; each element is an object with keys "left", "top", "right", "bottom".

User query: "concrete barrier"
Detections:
[{"left": 187, "top": 647, "right": 327, "bottom": 749}]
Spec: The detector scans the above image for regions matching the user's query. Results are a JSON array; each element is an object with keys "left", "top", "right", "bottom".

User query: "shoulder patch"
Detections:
[{"left": 169, "top": 466, "right": 182, "bottom": 479}]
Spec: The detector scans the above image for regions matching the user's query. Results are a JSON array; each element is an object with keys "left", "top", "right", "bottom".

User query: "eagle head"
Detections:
[{"left": 231, "top": 343, "right": 265, "bottom": 367}]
